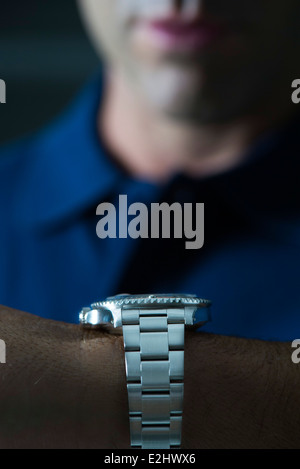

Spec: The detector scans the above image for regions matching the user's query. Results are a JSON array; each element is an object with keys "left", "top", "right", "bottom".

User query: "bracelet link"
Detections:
[{"left": 123, "top": 308, "right": 185, "bottom": 449}]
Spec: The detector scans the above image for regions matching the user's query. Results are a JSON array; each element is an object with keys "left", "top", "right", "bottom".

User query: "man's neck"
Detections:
[{"left": 99, "top": 71, "right": 284, "bottom": 183}]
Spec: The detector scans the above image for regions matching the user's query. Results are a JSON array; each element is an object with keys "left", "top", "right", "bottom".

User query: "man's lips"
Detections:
[{"left": 133, "top": 18, "right": 226, "bottom": 52}]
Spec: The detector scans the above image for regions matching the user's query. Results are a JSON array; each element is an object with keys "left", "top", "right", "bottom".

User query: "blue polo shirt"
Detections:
[{"left": 1, "top": 73, "right": 300, "bottom": 341}]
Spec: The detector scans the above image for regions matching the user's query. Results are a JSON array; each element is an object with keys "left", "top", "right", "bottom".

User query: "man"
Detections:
[
  {"left": 0, "top": 0, "right": 300, "bottom": 448},
  {"left": 0, "top": 0, "right": 299, "bottom": 339}
]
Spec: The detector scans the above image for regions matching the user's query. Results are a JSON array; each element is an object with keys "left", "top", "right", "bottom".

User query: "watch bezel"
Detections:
[{"left": 80, "top": 293, "right": 211, "bottom": 329}]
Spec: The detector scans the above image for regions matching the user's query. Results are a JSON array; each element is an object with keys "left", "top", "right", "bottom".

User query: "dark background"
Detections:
[{"left": 0, "top": 1, "right": 100, "bottom": 144}]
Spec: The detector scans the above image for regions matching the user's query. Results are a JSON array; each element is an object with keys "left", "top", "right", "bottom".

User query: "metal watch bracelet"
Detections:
[
  {"left": 79, "top": 294, "right": 211, "bottom": 449},
  {"left": 122, "top": 306, "right": 186, "bottom": 449}
]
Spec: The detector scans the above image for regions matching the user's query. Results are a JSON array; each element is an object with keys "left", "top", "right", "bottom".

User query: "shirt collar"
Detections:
[{"left": 20, "top": 69, "right": 300, "bottom": 232}]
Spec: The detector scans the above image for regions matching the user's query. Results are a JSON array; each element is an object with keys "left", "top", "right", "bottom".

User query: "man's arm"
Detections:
[
  {"left": 0, "top": 306, "right": 299, "bottom": 449},
  {"left": 183, "top": 331, "right": 300, "bottom": 448},
  {"left": 0, "top": 306, "right": 129, "bottom": 449}
]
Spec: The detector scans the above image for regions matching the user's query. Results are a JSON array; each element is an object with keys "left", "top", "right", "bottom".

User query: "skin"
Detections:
[
  {"left": 78, "top": 0, "right": 300, "bottom": 180},
  {"left": 1, "top": 0, "right": 300, "bottom": 449},
  {"left": 1, "top": 306, "right": 300, "bottom": 449}
]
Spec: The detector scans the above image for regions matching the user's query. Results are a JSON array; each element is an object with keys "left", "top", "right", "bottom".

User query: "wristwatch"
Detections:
[{"left": 79, "top": 293, "right": 211, "bottom": 449}]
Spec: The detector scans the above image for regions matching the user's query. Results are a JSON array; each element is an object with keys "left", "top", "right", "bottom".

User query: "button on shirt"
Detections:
[{"left": 1, "top": 74, "right": 300, "bottom": 341}]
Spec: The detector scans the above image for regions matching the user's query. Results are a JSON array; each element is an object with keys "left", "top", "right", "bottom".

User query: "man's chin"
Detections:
[{"left": 136, "top": 64, "right": 208, "bottom": 120}]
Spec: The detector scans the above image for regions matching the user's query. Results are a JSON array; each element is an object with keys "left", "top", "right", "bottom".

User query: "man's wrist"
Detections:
[
  {"left": 0, "top": 306, "right": 129, "bottom": 448},
  {"left": 183, "top": 331, "right": 299, "bottom": 448},
  {"left": 1, "top": 307, "right": 300, "bottom": 449}
]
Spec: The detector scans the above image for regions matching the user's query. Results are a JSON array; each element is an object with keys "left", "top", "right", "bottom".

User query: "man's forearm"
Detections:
[
  {"left": 0, "top": 306, "right": 299, "bottom": 449},
  {"left": 0, "top": 306, "right": 129, "bottom": 449},
  {"left": 183, "top": 331, "right": 300, "bottom": 448}
]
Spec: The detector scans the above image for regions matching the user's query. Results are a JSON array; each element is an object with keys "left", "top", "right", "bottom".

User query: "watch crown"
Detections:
[
  {"left": 79, "top": 306, "right": 114, "bottom": 327},
  {"left": 79, "top": 307, "right": 91, "bottom": 324}
]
